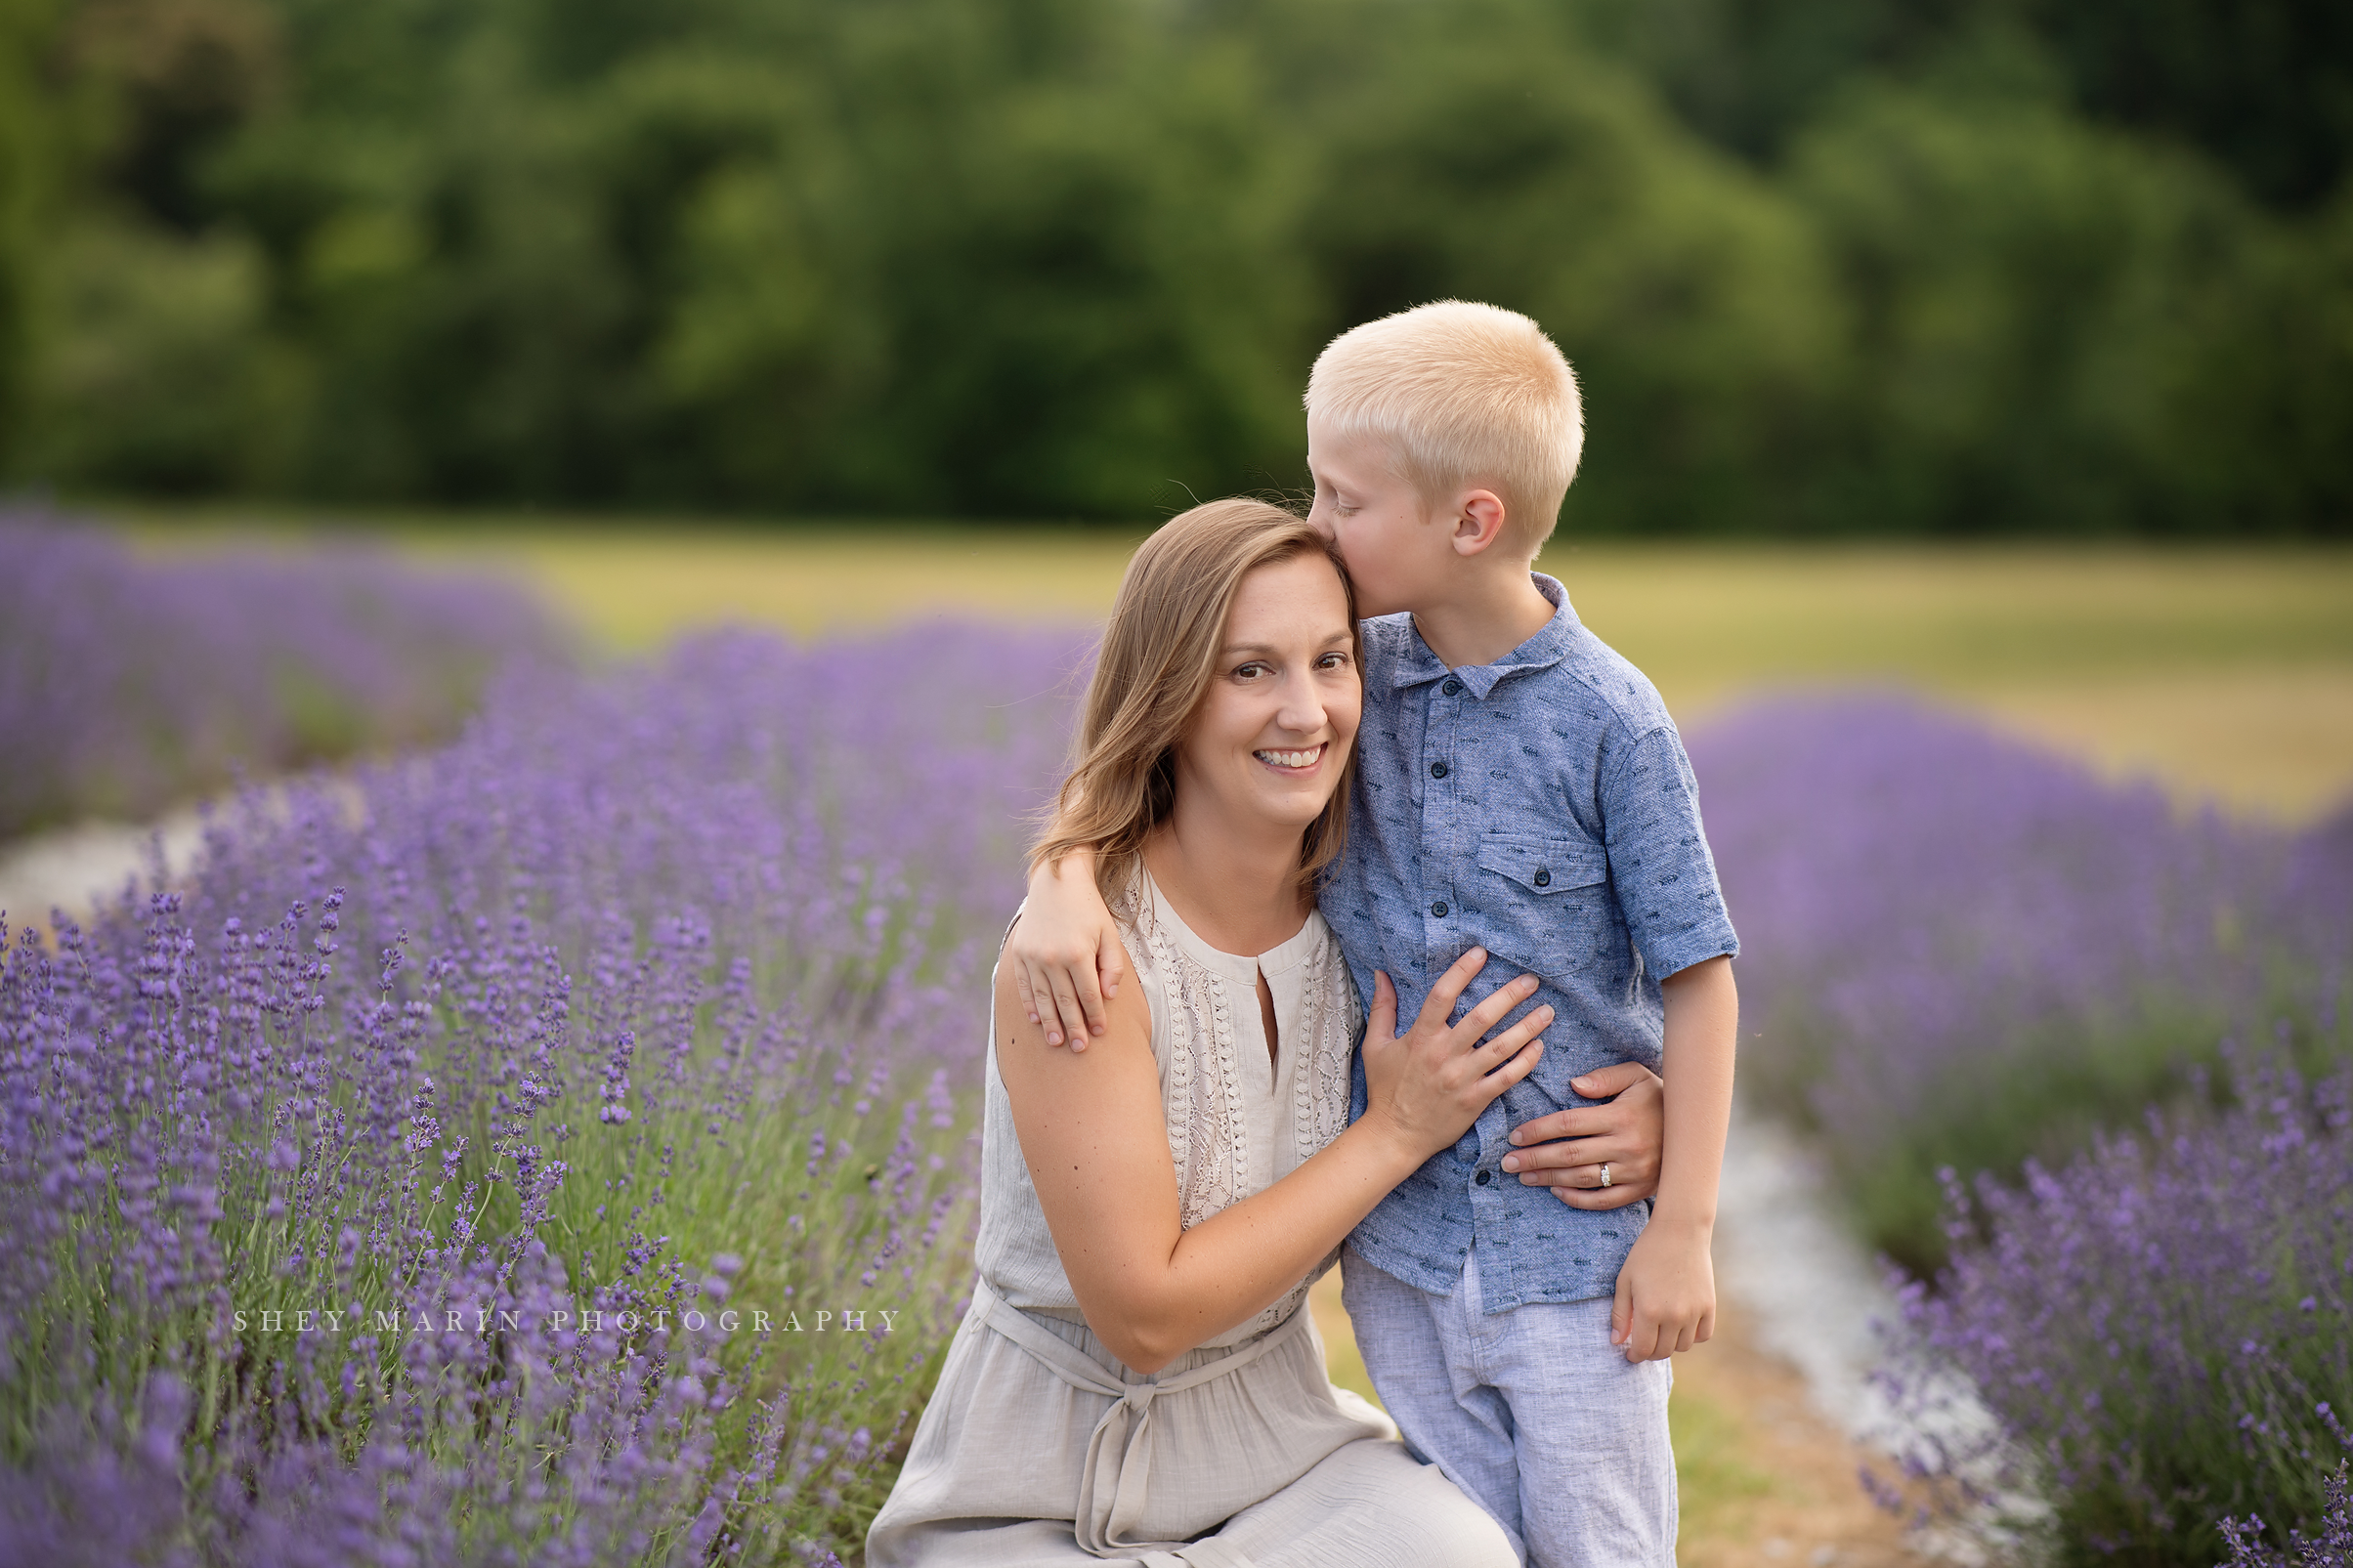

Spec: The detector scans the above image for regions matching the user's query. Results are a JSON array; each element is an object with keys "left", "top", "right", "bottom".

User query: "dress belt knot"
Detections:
[{"left": 969, "top": 1277, "right": 1309, "bottom": 1560}]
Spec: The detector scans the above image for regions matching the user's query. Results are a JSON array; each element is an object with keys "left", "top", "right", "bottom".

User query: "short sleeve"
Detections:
[{"left": 1598, "top": 725, "right": 1739, "bottom": 980}]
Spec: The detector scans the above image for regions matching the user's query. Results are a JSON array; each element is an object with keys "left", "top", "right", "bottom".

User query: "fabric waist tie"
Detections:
[{"left": 969, "top": 1276, "right": 1313, "bottom": 1562}]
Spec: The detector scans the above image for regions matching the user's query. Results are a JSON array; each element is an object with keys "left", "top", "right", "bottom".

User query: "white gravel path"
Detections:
[
  {"left": 1717, "top": 1104, "right": 1906, "bottom": 1435},
  {"left": 1717, "top": 1105, "right": 2043, "bottom": 1563},
  {"left": 0, "top": 808, "right": 213, "bottom": 932},
  {"left": 0, "top": 776, "right": 374, "bottom": 936}
]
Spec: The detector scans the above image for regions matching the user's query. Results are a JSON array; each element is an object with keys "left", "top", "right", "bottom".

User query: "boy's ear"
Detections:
[{"left": 1449, "top": 489, "right": 1511, "bottom": 557}]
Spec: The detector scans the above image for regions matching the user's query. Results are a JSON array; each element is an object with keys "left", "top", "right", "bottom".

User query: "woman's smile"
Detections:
[{"left": 1254, "top": 742, "right": 1328, "bottom": 774}]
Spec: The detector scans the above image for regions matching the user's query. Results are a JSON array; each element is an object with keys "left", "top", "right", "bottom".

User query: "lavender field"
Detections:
[
  {"left": 1, "top": 615, "right": 1084, "bottom": 1563},
  {"left": 0, "top": 516, "right": 566, "bottom": 837},
  {"left": 1691, "top": 696, "right": 2353, "bottom": 1276},
  {"left": 1, "top": 531, "right": 2347, "bottom": 1564},
  {"left": 1883, "top": 1053, "right": 2353, "bottom": 1562},
  {"left": 1693, "top": 698, "right": 2352, "bottom": 1563}
]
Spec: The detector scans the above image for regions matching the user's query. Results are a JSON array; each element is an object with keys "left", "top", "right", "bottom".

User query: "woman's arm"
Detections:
[
  {"left": 995, "top": 945, "right": 1550, "bottom": 1374},
  {"left": 1498, "top": 1061, "right": 1666, "bottom": 1208}
]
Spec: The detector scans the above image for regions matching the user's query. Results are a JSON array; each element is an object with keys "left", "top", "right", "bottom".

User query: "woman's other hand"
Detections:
[
  {"left": 1359, "top": 949, "right": 1548, "bottom": 1163},
  {"left": 1498, "top": 1061, "right": 1663, "bottom": 1208}
]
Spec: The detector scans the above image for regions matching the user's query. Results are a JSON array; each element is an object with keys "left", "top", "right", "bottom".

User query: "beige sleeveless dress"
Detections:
[{"left": 866, "top": 875, "right": 1517, "bottom": 1568}]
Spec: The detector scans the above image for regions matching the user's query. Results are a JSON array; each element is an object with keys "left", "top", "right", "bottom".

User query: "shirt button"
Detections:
[
  {"left": 1475, "top": 1168, "right": 1492, "bottom": 1186},
  {"left": 1533, "top": 868, "right": 1551, "bottom": 887},
  {"left": 1430, "top": 761, "right": 1449, "bottom": 779},
  {"left": 1431, "top": 901, "right": 1448, "bottom": 917},
  {"left": 1441, "top": 678, "right": 1463, "bottom": 697}
]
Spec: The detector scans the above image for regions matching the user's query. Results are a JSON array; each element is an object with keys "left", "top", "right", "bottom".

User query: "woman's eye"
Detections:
[
  {"left": 1316, "top": 653, "right": 1350, "bottom": 670},
  {"left": 1233, "top": 661, "right": 1268, "bottom": 680}
]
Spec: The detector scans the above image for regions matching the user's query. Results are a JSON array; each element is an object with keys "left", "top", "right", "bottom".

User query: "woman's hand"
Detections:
[
  {"left": 1359, "top": 949, "right": 1549, "bottom": 1163},
  {"left": 1499, "top": 1061, "right": 1664, "bottom": 1209}
]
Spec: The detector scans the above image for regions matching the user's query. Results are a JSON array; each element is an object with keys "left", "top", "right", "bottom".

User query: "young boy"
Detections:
[{"left": 1011, "top": 300, "right": 1738, "bottom": 1565}]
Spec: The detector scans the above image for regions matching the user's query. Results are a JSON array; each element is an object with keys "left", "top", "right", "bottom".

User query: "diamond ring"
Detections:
[{"left": 1599, "top": 1164, "right": 1612, "bottom": 1188}]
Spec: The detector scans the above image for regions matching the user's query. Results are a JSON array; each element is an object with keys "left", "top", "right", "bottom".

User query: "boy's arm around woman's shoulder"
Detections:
[
  {"left": 1015, "top": 844, "right": 1680, "bottom": 1209},
  {"left": 1007, "top": 847, "right": 1129, "bottom": 1049}
]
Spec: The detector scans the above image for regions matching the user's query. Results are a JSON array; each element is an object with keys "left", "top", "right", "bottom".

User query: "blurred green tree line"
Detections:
[{"left": 1, "top": 0, "right": 2347, "bottom": 532}]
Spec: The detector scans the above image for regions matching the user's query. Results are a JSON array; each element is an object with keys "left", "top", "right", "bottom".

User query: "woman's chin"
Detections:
[{"left": 1250, "top": 784, "right": 1342, "bottom": 831}]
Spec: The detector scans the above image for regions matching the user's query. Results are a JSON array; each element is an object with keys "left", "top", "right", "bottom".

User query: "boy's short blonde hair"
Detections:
[{"left": 1305, "top": 300, "right": 1583, "bottom": 551}]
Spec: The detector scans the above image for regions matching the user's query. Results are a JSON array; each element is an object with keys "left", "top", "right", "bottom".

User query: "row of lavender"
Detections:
[
  {"left": 0, "top": 623, "right": 1085, "bottom": 1564},
  {"left": 5, "top": 562, "right": 2346, "bottom": 1563},
  {"left": 0, "top": 517, "right": 567, "bottom": 838},
  {"left": 1692, "top": 697, "right": 2353, "bottom": 1563}
]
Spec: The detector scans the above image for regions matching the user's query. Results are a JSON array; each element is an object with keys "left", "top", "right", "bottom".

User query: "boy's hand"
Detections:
[
  {"left": 1007, "top": 857, "right": 1126, "bottom": 1050},
  {"left": 1610, "top": 1220, "right": 1715, "bottom": 1362},
  {"left": 1499, "top": 1062, "right": 1663, "bottom": 1208}
]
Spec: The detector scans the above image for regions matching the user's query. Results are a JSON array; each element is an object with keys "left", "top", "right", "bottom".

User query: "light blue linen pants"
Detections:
[{"left": 1339, "top": 1244, "right": 1676, "bottom": 1568}]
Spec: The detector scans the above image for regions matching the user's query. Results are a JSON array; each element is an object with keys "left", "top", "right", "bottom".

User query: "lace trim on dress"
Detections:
[
  {"left": 1114, "top": 877, "right": 1360, "bottom": 1337},
  {"left": 1294, "top": 939, "right": 1356, "bottom": 1160},
  {"left": 1119, "top": 882, "right": 1249, "bottom": 1233}
]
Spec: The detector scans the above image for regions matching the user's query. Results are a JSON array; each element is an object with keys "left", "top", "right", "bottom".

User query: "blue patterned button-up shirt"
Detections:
[{"left": 1324, "top": 573, "right": 1738, "bottom": 1312}]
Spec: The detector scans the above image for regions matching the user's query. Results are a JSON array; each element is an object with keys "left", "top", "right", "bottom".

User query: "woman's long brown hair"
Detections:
[{"left": 1031, "top": 497, "right": 1361, "bottom": 901}]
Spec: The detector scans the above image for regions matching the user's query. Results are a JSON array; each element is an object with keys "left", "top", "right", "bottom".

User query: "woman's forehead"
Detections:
[{"left": 1225, "top": 555, "right": 1350, "bottom": 638}]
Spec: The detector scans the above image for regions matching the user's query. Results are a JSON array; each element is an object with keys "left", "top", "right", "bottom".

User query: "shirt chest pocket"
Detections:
[{"left": 1472, "top": 832, "right": 1615, "bottom": 971}]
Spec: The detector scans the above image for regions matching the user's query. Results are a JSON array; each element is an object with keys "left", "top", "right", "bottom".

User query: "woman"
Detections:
[{"left": 869, "top": 500, "right": 1646, "bottom": 1566}]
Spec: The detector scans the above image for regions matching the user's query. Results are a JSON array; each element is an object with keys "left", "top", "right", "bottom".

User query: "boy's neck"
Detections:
[{"left": 1407, "top": 561, "right": 1557, "bottom": 671}]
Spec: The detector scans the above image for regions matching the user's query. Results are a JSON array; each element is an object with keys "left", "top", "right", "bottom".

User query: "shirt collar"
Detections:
[{"left": 1390, "top": 572, "right": 1581, "bottom": 698}]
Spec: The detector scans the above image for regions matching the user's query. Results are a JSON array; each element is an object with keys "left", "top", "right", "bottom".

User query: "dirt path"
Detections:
[
  {"left": 0, "top": 777, "right": 371, "bottom": 937},
  {"left": 1669, "top": 1299, "right": 1926, "bottom": 1566}
]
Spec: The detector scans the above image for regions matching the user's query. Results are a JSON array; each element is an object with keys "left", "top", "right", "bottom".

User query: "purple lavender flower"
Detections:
[
  {"left": 1878, "top": 1054, "right": 2353, "bottom": 1564},
  {"left": 0, "top": 513, "right": 568, "bottom": 836},
  {"left": 1689, "top": 692, "right": 2349, "bottom": 1270},
  {"left": 0, "top": 616, "right": 1089, "bottom": 1560},
  {"left": 2220, "top": 1463, "right": 2353, "bottom": 1567}
]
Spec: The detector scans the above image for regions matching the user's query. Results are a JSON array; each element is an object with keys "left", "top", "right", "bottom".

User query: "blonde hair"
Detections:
[
  {"left": 1305, "top": 300, "right": 1584, "bottom": 550},
  {"left": 1033, "top": 497, "right": 1360, "bottom": 901}
]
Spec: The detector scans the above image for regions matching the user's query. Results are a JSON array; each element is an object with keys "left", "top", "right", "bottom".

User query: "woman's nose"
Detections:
[{"left": 1274, "top": 670, "right": 1327, "bottom": 733}]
